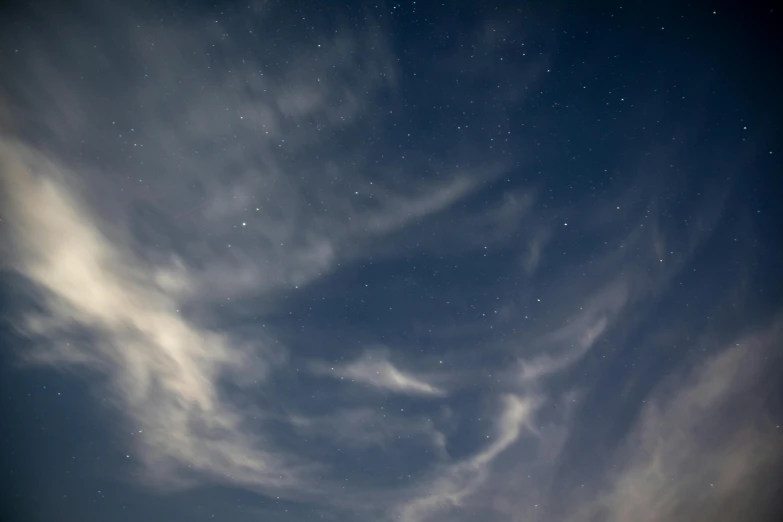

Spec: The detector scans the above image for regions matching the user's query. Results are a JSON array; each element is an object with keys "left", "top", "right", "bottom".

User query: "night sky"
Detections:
[{"left": 1, "top": 1, "right": 782, "bottom": 521}]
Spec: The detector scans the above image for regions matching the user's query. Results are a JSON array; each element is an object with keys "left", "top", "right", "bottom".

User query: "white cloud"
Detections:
[
  {"left": 0, "top": 5, "right": 502, "bottom": 504},
  {"left": 397, "top": 395, "right": 537, "bottom": 522},
  {"left": 3, "top": 4, "right": 774, "bottom": 522},
  {"left": 1, "top": 3, "right": 484, "bottom": 306},
  {"left": 518, "top": 279, "right": 629, "bottom": 384},
  {"left": 1, "top": 142, "right": 318, "bottom": 494},
  {"left": 317, "top": 349, "right": 447, "bottom": 397}
]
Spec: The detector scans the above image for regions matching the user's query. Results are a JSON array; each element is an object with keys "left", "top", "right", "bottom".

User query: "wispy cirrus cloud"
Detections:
[
  {"left": 561, "top": 318, "right": 783, "bottom": 522},
  {"left": 1, "top": 142, "right": 315, "bottom": 494},
  {"left": 517, "top": 279, "right": 629, "bottom": 384},
  {"left": 397, "top": 395, "right": 537, "bottom": 522},
  {"left": 289, "top": 407, "right": 448, "bottom": 456},
  {"left": 0, "top": 1, "right": 488, "bottom": 503},
  {"left": 314, "top": 349, "right": 447, "bottom": 397},
  {"left": 2, "top": 2, "right": 779, "bottom": 522}
]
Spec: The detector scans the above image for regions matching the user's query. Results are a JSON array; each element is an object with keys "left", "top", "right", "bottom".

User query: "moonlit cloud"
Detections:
[
  {"left": 0, "top": 4, "right": 482, "bottom": 501},
  {"left": 316, "top": 349, "right": 447, "bottom": 397},
  {"left": 1, "top": 141, "right": 314, "bottom": 493},
  {"left": 562, "top": 319, "right": 783, "bottom": 522},
  {"left": 1, "top": 2, "right": 779, "bottom": 522},
  {"left": 518, "top": 280, "right": 629, "bottom": 384},
  {"left": 398, "top": 395, "right": 537, "bottom": 522},
  {"left": 289, "top": 408, "right": 448, "bottom": 455}
]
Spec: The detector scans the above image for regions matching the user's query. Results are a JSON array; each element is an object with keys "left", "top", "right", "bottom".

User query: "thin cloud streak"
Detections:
[
  {"left": 518, "top": 279, "right": 629, "bottom": 384},
  {"left": 289, "top": 408, "right": 448, "bottom": 456},
  {"left": 315, "top": 349, "right": 448, "bottom": 397},
  {"left": 398, "top": 395, "right": 537, "bottom": 522}
]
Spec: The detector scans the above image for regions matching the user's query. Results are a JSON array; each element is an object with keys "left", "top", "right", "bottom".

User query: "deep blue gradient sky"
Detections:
[{"left": 1, "top": 1, "right": 782, "bottom": 521}]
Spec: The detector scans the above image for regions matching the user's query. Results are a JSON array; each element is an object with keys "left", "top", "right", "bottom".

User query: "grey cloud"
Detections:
[
  {"left": 2, "top": 2, "right": 481, "bottom": 306},
  {"left": 562, "top": 318, "right": 783, "bottom": 522},
  {"left": 289, "top": 408, "right": 448, "bottom": 457},
  {"left": 357, "top": 176, "right": 477, "bottom": 236},
  {"left": 523, "top": 230, "right": 548, "bottom": 275},
  {"left": 391, "top": 279, "right": 632, "bottom": 522}
]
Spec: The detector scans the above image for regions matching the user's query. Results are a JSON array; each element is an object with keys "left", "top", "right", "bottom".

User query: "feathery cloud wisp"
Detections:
[
  {"left": 317, "top": 349, "right": 447, "bottom": 397},
  {"left": 2, "top": 142, "right": 316, "bottom": 494}
]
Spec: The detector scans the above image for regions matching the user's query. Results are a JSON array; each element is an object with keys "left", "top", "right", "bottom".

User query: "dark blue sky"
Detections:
[{"left": 1, "top": 1, "right": 782, "bottom": 521}]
